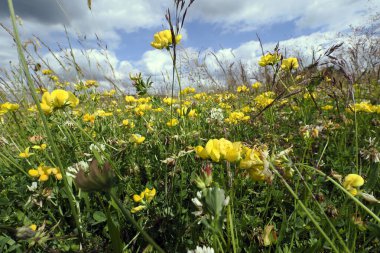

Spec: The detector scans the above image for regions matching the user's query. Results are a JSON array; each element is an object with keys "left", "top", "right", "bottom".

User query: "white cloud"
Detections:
[{"left": 191, "top": 0, "right": 379, "bottom": 32}]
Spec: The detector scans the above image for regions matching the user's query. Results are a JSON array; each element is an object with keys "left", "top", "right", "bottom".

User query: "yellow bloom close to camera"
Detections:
[
  {"left": 342, "top": 174, "right": 364, "bottom": 196},
  {"left": 40, "top": 89, "right": 79, "bottom": 114},
  {"left": 281, "top": 57, "right": 299, "bottom": 71},
  {"left": 151, "top": 29, "right": 182, "bottom": 49}
]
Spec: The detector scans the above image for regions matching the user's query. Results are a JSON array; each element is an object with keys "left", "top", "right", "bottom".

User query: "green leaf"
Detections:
[
  {"left": 93, "top": 211, "right": 107, "bottom": 224},
  {"left": 105, "top": 208, "right": 123, "bottom": 253}
]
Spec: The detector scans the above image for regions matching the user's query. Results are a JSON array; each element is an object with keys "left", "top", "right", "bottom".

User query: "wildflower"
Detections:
[
  {"left": 74, "top": 159, "right": 115, "bottom": 192},
  {"left": 281, "top": 57, "right": 299, "bottom": 71},
  {"left": 131, "top": 205, "right": 147, "bottom": 213},
  {"left": 236, "top": 85, "right": 249, "bottom": 93},
  {"left": 254, "top": 92, "right": 275, "bottom": 108},
  {"left": 322, "top": 105, "right": 334, "bottom": 111},
  {"left": 225, "top": 111, "right": 250, "bottom": 124},
  {"left": 1, "top": 102, "right": 20, "bottom": 112},
  {"left": 151, "top": 29, "right": 182, "bottom": 49},
  {"left": 177, "top": 107, "right": 197, "bottom": 118},
  {"left": 42, "top": 69, "right": 53, "bottom": 75},
  {"left": 163, "top": 97, "right": 177, "bottom": 105},
  {"left": 342, "top": 174, "right": 364, "bottom": 196},
  {"left": 180, "top": 87, "right": 196, "bottom": 95},
  {"left": 131, "top": 188, "right": 156, "bottom": 213},
  {"left": 19, "top": 147, "right": 33, "bottom": 158},
  {"left": 83, "top": 113, "right": 96, "bottom": 124},
  {"left": 187, "top": 245, "right": 215, "bottom": 253},
  {"left": 167, "top": 118, "right": 179, "bottom": 127},
  {"left": 84, "top": 80, "right": 98, "bottom": 88},
  {"left": 129, "top": 134, "right": 145, "bottom": 144},
  {"left": 125, "top": 95, "right": 137, "bottom": 103},
  {"left": 251, "top": 82, "right": 262, "bottom": 89},
  {"left": 32, "top": 143, "right": 47, "bottom": 150},
  {"left": 40, "top": 89, "right": 79, "bottom": 114},
  {"left": 195, "top": 138, "right": 242, "bottom": 163},
  {"left": 29, "top": 224, "right": 37, "bottom": 231},
  {"left": 259, "top": 53, "right": 281, "bottom": 67}
]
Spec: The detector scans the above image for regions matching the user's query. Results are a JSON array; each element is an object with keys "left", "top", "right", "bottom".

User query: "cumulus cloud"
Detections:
[{"left": 191, "top": 0, "right": 378, "bottom": 32}]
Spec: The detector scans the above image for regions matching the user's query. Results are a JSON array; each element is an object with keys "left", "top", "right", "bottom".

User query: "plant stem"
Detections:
[
  {"left": 109, "top": 190, "right": 165, "bottom": 253},
  {"left": 7, "top": 0, "right": 83, "bottom": 241},
  {"left": 270, "top": 164, "right": 340, "bottom": 253}
]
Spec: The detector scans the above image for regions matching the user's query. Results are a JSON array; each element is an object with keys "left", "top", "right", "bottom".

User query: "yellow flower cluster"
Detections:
[
  {"left": 180, "top": 87, "right": 196, "bottom": 95},
  {"left": 251, "top": 82, "right": 262, "bottom": 89},
  {"left": 129, "top": 134, "right": 145, "bottom": 144},
  {"left": 40, "top": 89, "right": 79, "bottom": 114},
  {"left": 239, "top": 145, "right": 269, "bottom": 181},
  {"left": 259, "top": 53, "right": 281, "bottom": 67},
  {"left": 225, "top": 111, "right": 250, "bottom": 124},
  {"left": 281, "top": 57, "right": 299, "bottom": 71},
  {"left": 347, "top": 102, "right": 380, "bottom": 113},
  {"left": 151, "top": 30, "right": 182, "bottom": 49},
  {"left": 195, "top": 138, "right": 242, "bottom": 163},
  {"left": 254, "top": 91, "right": 275, "bottom": 108},
  {"left": 163, "top": 97, "right": 177, "bottom": 105},
  {"left": 167, "top": 118, "right": 179, "bottom": 127},
  {"left": 0, "top": 102, "right": 20, "bottom": 115},
  {"left": 28, "top": 164, "right": 63, "bottom": 182},
  {"left": 177, "top": 107, "right": 197, "bottom": 118},
  {"left": 236, "top": 85, "right": 249, "bottom": 93},
  {"left": 83, "top": 113, "right": 96, "bottom": 123},
  {"left": 342, "top": 174, "right": 364, "bottom": 196},
  {"left": 131, "top": 188, "right": 156, "bottom": 213}
]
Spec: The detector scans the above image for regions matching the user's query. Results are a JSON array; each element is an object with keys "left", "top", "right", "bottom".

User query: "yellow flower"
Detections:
[
  {"left": 29, "top": 224, "right": 37, "bottom": 231},
  {"left": 84, "top": 80, "right": 98, "bottom": 88},
  {"left": 237, "top": 85, "right": 249, "bottom": 93},
  {"left": 281, "top": 57, "right": 299, "bottom": 71},
  {"left": 144, "top": 188, "right": 156, "bottom": 203},
  {"left": 195, "top": 146, "right": 209, "bottom": 159},
  {"left": 40, "top": 89, "right": 79, "bottom": 114},
  {"left": 259, "top": 53, "right": 281, "bottom": 67},
  {"left": 205, "top": 139, "right": 221, "bottom": 162},
  {"left": 1, "top": 102, "right": 20, "bottom": 112},
  {"left": 342, "top": 174, "right": 364, "bottom": 196},
  {"left": 39, "top": 174, "right": 49, "bottom": 182},
  {"left": 19, "top": 147, "right": 33, "bottom": 158},
  {"left": 163, "top": 97, "right": 177, "bottom": 105},
  {"left": 28, "top": 169, "right": 39, "bottom": 177},
  {"left": 151, "top": 29, "right": 182, "bottom": 49},
  {"left": 42, "top": 69, "right": 53, "bottom": 75},
  {"left": 131, "top": 205, "right": 147, "bottom": 213},
  {"left": 129, "top": 134, "right": 146, "bottom": 144},
  {"left": 167, "top": 118, "right": 179, "bottom": 127},
  {"left": 251, "top": 82, "right": 262, "bottom": 89},
  {"left": 133, "top": 194, "right": 143, "bottom": 202},
  {"left": 322, "top": 105, "right": 334, "bottom": 111},
  {"left": 83, "top": 113, "right": 96, "bottom": 123},
  {"left": 32, "top": 143, "right": 47, "bottom": 150},
  {"left": 125, "top": 95, "right": 137, "bottom": 103}
]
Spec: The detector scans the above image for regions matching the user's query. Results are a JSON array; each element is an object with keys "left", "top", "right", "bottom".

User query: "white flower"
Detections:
[
  {"left": 89, "top": 143, "right": 106, "bottom": 153},
  {"left": 187, "top": 245, "right": 215, "bottom": 253},
  {"left": 27, "top": 182, "right": 38, "bottom": 192},
  {"left": 66, "top": 161, "right": 89, "bottom": 179},
  {"left": 192, "top": 197, "right": 203, "bottom": 208}
]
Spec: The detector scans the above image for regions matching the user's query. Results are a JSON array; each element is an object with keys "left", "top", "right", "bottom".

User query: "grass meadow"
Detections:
[{"left": 0, "top": 0, "right": 380, "bottom": 252}]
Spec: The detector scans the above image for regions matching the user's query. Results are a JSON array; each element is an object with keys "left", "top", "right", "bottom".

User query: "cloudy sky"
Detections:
[{"left": 0, "top": 0, "right": 379, "bottom": 90}]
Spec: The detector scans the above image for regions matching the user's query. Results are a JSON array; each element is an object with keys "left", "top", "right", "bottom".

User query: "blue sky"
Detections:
[{"left": 0, "top": 0, "right": 379, "bottom": 89}]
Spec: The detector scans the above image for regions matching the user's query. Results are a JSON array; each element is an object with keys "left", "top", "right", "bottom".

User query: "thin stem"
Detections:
[
  {"left": 109, "top": 191, "right": 165, "bottom": 253},
  {"left": 7, "top": 0, "right": 83, "bottom": 241},
  {"left": 298, "top": 164, "right": 380, "bottom": 224},
  {"left": 270, "top": 164, "right": 340, "bottom": 253}
]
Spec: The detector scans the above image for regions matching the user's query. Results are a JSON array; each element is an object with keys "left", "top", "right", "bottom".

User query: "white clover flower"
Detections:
[
  {"left": 89, "top": 143, "right": 106, "bottom": 153},
  {"left": 66, "top": 161, "right": 89, "bottom": 179},
  {"left": 187, "top": 245, "right": 215, "bottom": 253}
]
